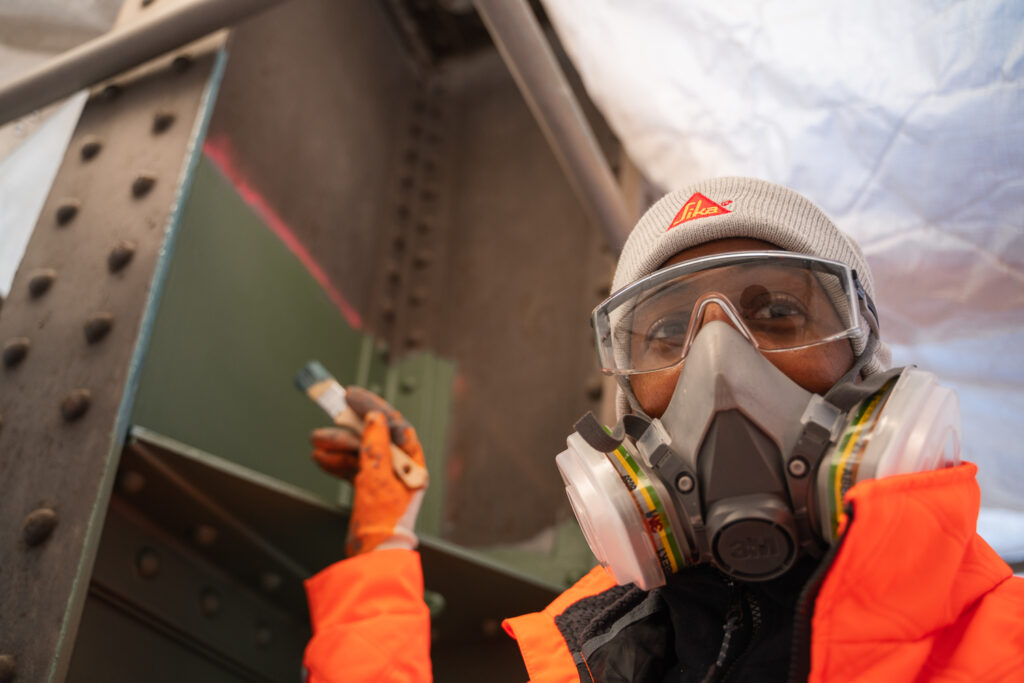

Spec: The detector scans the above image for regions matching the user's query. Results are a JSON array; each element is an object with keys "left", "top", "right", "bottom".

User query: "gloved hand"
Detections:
[{"left": 310, "top": 387, "right": 427, "bottom": 556}]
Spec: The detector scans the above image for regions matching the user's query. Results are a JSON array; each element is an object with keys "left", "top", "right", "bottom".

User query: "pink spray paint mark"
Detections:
[{"left": 202, "top": 134, "right": 363, "bottom": 330}]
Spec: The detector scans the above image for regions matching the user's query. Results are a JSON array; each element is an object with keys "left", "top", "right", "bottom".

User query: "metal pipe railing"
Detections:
[
  {"left": 473, "top": 0, "right": 633, "bottom": 252},
  {"left": 0, "top": 0, "right": 290, "bottom": 127}
]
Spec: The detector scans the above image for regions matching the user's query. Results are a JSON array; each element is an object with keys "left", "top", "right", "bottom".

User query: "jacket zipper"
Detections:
[{"left": 787, "top": 503, "right": 855, "bottom": 683}]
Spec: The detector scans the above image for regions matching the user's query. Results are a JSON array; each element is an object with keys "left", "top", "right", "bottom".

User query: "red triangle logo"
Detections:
[{"left": 667, "top": 193, "right": 732, "bottom": 231}]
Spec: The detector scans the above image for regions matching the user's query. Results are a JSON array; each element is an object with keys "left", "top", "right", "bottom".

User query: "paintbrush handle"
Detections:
[{"left": 333, "top": 407, "right": 429, "bottom": 490}]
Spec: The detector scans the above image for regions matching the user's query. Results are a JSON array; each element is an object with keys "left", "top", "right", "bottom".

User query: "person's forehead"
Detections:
[{"left": 660, "top": 237, "right": 781, "bottom": 269}]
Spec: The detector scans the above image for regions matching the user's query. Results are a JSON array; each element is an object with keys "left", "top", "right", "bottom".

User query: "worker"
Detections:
[{"left": 303, "top": 177, "right": 1024, "bottom": 682}]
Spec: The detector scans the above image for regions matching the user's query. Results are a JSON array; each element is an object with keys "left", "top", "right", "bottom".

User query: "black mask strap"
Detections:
[{"left": 574, "top": 411, "right": 652, "bottom": 453}]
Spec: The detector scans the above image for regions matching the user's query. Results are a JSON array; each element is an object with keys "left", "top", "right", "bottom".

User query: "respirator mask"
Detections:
[{"left": 557, "top": 252, "right": 961, "bottom": 589}]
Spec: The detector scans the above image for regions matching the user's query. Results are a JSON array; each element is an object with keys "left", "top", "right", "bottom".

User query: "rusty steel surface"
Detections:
[
  {"left": 0, "top": 35, "right": 226, "bottom": 683},
  {"left": 200, "top": 0, "right": 622, "bottom": 549}
]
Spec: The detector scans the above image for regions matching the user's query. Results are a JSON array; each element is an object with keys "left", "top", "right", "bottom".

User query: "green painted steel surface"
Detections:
[{"left": 131, "top": 156, "right": 454, "bottom": 534}]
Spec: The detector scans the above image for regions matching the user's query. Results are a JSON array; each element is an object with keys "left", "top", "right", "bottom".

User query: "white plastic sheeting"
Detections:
[{"left": 542, "top": 0, "right": 1024, "bottom": 558}]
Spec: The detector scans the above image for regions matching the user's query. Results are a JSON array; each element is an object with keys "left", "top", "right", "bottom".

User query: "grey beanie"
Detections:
[{"left": 613, "top": 176, "right": 891, "bottom": 416}]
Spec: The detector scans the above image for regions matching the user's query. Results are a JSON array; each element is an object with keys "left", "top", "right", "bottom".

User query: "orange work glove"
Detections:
[{"left": 310, "top": 387, "right": 427, "bottom": 556}]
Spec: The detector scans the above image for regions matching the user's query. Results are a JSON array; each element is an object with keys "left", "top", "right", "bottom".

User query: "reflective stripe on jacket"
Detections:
[{"left": 503, "top": 463, "right": 1024, "bottom": 682}]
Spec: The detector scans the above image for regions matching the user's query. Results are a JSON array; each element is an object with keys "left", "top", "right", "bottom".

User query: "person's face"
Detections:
[{"left": 628, "top": 238, "right": 856, "bottom": 418}]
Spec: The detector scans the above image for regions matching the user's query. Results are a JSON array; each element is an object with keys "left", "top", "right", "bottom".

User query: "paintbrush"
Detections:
[{"left": 295, "top": 361, "right": 427, "bottom": 489}]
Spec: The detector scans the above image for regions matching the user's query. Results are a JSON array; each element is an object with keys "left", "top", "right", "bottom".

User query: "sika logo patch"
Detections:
[{"left": 667, "top": 193, "right": 732, "bottom": 230}]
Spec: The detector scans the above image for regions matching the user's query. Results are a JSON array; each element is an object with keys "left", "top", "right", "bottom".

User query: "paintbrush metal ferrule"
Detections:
[{"left": 307, "top": 376, "right": 349, "bottom": 419}]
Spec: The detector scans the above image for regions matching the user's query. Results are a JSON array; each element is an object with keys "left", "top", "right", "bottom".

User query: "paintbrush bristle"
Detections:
[{"left": 294, "top": 360, "right": 333, "bottom": 392}]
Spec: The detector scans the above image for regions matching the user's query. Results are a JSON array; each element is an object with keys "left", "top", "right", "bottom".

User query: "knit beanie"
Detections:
[{"left": 612, "top": 176, "right": 891, "bottom": 416}]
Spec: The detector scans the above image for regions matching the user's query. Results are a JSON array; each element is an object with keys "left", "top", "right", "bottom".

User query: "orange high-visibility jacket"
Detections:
[{"left": 304, "top": 464, "right": 1024, "bottom": 682}]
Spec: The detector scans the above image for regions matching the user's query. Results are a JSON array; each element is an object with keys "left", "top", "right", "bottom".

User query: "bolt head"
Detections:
[
  {"left": 199, "top": 588, "right": 220, "bottom": 616},
  {"left": 119, "top": 470, "right": 146, "bottom": 494},
  {"left": 676, "top": 473, "right": 695, "bottom": 494},
  {"left": 131, "top": 174, "right": 156, "bottom": 198},
  {"left": 22, "top": 507, "right": 58, "bottom": 547},
  {"left": 108, "top": 240, "right": 137, "bottom": 272},
  {"left": 27, "top": 269, "right": 56, "bottom": 298},
  {"left": 171, "top": 54, "right": 192, "bottom": 73},
  {"left": 0, "top": 654, "right": 15, "bottom": 683},
  {"left": 136, "top": 548, "right": 160, "bottom": 578},
  {"left": 788, "top": 457, "right": 809, "bottom": 478},
  {"left": 80, "top": 137, "right": 102, "bottom": 161},
  {"left": 152, "top": 111, "right": 175, "bottom": 134},
  {"left": 2, "top": 338, "right": 30, "bottom": 368},
  {"left": 55, "top": 201, "right": 79, "bottom": 226},
  {"left": 255, "top": 624, "right": 273, "bottom": 648},
  {"left": 193, "top": 524, "right": 218, "bottom": 546},
  {"left": 60, "top": 389, "right": 91, "bottom": 422},
  {"left": 84, "top": 312, "right": 114, "bottom": 344}
]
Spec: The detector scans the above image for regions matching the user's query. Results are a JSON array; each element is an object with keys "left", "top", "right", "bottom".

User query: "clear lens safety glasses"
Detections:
[{"left": 593, "top": 251, "right": 868, "bottom": 376}]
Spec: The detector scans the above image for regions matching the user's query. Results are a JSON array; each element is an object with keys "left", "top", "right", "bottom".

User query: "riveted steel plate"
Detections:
[{"left": 0, "top": 35, "right": 227, "bottom": 683}]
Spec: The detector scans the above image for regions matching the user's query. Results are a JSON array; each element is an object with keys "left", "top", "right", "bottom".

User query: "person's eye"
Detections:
[
  {"left": 645, "top": 315, "right": 689, "bottom": 350},
  {"left": 742, "top": 291, "right": 807, "bottom": 323}
]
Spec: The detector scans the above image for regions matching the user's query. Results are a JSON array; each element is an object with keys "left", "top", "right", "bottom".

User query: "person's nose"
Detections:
[{"left": 695, "top": 299, "right": 739, "bottom": 332}]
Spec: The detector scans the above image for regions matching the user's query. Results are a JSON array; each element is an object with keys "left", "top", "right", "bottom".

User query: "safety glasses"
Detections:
[{"left": 593, "top": 251, "right": 868, "bottom": 375}]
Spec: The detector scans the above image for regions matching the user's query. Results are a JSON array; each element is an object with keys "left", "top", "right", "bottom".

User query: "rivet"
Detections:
[
  {"left": 405, "top": 330, "right": 424, "bottom": 349},
  {"left": 788, "top": 457, "right": 809, "bottom": 478},
  {"left": 199, "top": 588, "right": 220, "bottom": 616},
  {"left": 676, "top": 473, "right": 695, "bottom": 494},
  {"left": 399, "top": 176, "right": 414, "bottom": 190},
  {"left": 392, "top": 235, "right": 406, "bottom": 253},
  {"left": 380, "top": 299, "right": 396, "bottom": 321},
  {"left": 84, "top": 312, "right": 114, "bottom": 344},
  {"left": 80, "top": 137, "right": 102, "bottom": 161},
  {"left": 409, "top": 287, "right": 427, "bottom": 305},
  {"left": 55, "top": 200, "right": 80, "bottom": 226},
  {"left": 0, "top": 654, "right": 15, "bottom": 683},
  {"left": 2, "top": 338, "right": 30, "bottom": 368},
  {"left": 416, "top": 221, "right": 431, "bottom": 235},
  {"left": 28, "top": 269, "right": 56, "bottom": 298},
  {"left": 132, "top": 174, "right": 156, "bottom": 198},
  {"left": 172, "top": 54, "right": 193, "bottom": 73},
  {"left": 152, "top": 111, "right": 175, "bottom": 134},
  {"left": 101, "top": 83, "right": 123, "bottom": 101},
  {"left": 108, "top": 240, "right": 137, "bottom": 272},
  {"left": 193, "top": 524, "right": 218, "bottom": 546},
  {"left": 408, "top": 123, "right": 422, "bottom": 139},
  {"left": 422, "top": 159, "right": 437, "bottom": 174},
  {"left": 420, "top": 189, "right": 436, "bottom": 203},
  {"left": 255, "top": 624, "right": 273, "bottom": 648},
  {"left": 481, "top": 618, "right": 500, "bottom": 637},
  {"left": 585, "top": 377, "right": 603, "bottom": 402},
  {"left": 60, "top": 389, "right": 91, "bottom": 422},
  {"left": 119, "top": 470, "right": 146, "bottom": 494},
  {"left": 396, "top": 204, "right": 411, "bottom": 221},
  {"left": 136, "top": 548, "right": 160, "bottom": 578},
  {"left": 413, "top": 249, "right": 432, "bottom": 268},
  {"left": 403, "top": 149, "right": 418, "bottom": 164},
  {"left": 22, "top": 507, "right": 58, "bottom": 547},
  {"left": 399, "top": 377, "right": 417, "bottom": 394},
  {"left": 260, "top": 572, "right": 282, "bottom": 592}
]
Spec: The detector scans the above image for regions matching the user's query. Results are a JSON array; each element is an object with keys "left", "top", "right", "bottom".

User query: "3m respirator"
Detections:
[{"left": 557, "top": 322, "right": 961, "bottom": 589}]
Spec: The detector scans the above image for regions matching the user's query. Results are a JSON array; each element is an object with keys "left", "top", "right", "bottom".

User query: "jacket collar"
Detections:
[{"left": 813, "top": 462, "right": 1011, "bottom": 643}]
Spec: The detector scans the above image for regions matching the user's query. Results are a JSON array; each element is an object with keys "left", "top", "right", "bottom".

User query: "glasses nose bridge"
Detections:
[{"left": 688, "top": 292, "right": 757, "bottom": 345}]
